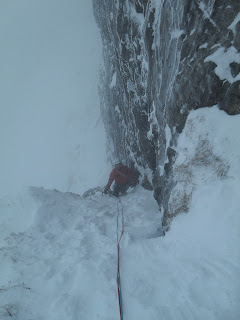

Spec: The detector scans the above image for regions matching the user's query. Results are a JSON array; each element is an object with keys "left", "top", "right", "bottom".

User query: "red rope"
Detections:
[
  {"left": 117, "top": 243, "right": 122, "bottom": 319},
  {"left": 117, "top": 200, "right": 124, "bottom": 320}
]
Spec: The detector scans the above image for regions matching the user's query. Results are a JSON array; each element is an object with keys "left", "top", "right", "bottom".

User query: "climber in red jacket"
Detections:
[{"left": 103, "top": 159, "right": 135, "bottom": 197}]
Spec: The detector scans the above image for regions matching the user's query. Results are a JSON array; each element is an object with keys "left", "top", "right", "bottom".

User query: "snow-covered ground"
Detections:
[
  {"left": 0, "top": 186, "right": 161, "bottom": 320},
  {"left": 1, "top": 106, "right": 240, "bottom": 319}
]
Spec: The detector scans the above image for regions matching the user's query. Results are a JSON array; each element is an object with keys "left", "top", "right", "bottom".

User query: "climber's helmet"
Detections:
[{"left": 114, "top": 159, "right": 122, "bottom": 168}]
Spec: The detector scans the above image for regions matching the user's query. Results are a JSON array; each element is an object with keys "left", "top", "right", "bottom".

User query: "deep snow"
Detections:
[
  {"left": 1, "top": 107, "right": 240, "bottom": 320},
  {"left": 0, "top": 186, "right": 162, "bottom": 320}
]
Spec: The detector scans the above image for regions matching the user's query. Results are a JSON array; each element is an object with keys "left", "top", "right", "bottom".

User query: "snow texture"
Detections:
[
  {"left": 228, "top": 12, "right": 240, "bottom": 37},
  {"left": 204, "top": 46, "right": 240, "bottom": 83},
  {"left": 1, "top": 107, "right": 240, "bottom": 320}
]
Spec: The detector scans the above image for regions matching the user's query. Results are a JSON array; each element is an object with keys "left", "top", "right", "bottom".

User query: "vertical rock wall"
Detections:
[{"left": 93, "top": 0, "right": 240, "bottom": 227}]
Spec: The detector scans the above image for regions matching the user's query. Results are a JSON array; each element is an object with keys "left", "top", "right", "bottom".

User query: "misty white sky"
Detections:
[{"left": 0, "top": 0, "right": 107, "bottom": 194}]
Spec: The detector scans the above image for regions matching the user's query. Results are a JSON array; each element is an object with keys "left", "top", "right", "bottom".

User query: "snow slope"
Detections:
[
  {"left": 0, "top": 186, "right": 161, "bottom": 319},
  {"left": 1, "top": 106, "right": 240, "bottom": 319},
  {"left": 122, "top": 180, "right": 240, "bottom": 320},
  {"left": 1, "top": 180, "right": 239, "bottom": 319}
]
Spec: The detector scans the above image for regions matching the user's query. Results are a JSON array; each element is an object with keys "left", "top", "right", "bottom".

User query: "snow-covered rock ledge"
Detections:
[{"left": 161, "top": 106, "right": 240, "bottom": 228}]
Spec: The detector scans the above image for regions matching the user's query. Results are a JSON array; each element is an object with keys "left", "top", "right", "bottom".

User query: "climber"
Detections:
[{"left": 103, "top": 159, "right": 135, "bottom": 197}]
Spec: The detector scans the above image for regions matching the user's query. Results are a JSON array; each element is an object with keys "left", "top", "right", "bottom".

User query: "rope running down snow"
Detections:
[{"left": 116, "top": 198, "right": 124, "bottom": 320}]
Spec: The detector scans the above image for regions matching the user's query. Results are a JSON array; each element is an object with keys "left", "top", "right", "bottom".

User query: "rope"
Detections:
[{"left": 116, "top": 199, "right": 124, "bottom": 320}]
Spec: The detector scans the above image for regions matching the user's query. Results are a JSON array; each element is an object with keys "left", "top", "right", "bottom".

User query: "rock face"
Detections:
[{"left": 93, "top": 0, "right": 240, "bottom": 228}]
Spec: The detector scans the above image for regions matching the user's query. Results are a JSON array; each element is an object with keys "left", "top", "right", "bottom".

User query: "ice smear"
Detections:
[
  {"left": 165, "top": 124, "right": 172, "bottom": 152},
  {"left": 228, "top": 12, "right": 240, "bottom": 37},
  {"left": 110, "top": 72, "right": 117, "bottom": 88},
  {"left": 198, "top": 1, "right": 216, "bottom": 27},
  {"left": 171, "top": 29, "right": 184, "bottom": 39},
  {"left": 147, "top": 101, "right": 158, "bottom": 140},
  {"left": 199, "top": 42, "right": 208, "bottom": 49}
]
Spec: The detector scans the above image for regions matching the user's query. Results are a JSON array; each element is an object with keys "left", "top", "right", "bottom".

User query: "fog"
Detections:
[{"left": 0, "top": 0, "right": 107, "bottom": 194}]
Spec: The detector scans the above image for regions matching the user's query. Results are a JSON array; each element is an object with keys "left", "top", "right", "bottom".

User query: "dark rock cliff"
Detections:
[{"left": 93, "top": 0, "right": 240, "bottom": 228}]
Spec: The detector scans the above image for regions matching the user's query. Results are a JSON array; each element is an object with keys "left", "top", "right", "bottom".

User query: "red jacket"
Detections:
[{"left": 106, "top": 165, "right": 134, "bottom": 189}]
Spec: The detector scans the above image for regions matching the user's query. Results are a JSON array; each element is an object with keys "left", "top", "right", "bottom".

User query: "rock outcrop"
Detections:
[{"left": 93, "top": 0, "right": 240, "bottom": 228}]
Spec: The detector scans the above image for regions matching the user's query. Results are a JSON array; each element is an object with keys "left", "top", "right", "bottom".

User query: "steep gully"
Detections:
[{"left": 92, "top": 0, "right": 240, "bottom": 228}]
